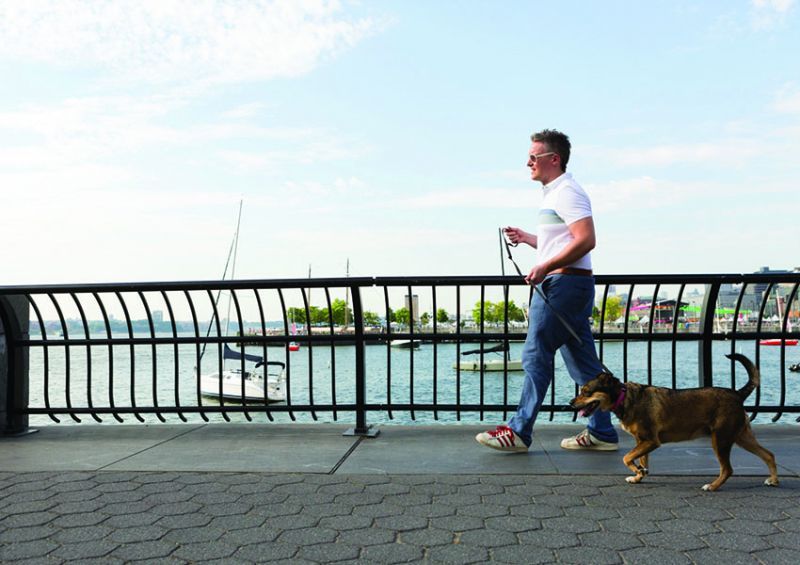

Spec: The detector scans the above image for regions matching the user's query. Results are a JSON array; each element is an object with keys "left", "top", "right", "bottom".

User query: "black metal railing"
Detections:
[{"left": 1, "top": 273, "right": 799, "bottom": 435}]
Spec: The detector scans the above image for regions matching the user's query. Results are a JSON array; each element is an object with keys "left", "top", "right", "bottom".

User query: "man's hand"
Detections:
[
  {"left": 503, "top": 226, "right": 537, "bottom": 248},
  {"left": 525, "top": 263, "right": 549, "bottom": 286}
]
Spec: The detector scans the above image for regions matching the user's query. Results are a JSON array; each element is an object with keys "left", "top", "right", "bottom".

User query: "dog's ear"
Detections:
[{"left": 595, "top": 372, "right": 619, "bottom": 389}]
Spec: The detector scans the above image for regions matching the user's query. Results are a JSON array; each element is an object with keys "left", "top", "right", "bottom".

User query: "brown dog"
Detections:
[{"left": 569, "top": 353, "right": 779, "bottom": 491}]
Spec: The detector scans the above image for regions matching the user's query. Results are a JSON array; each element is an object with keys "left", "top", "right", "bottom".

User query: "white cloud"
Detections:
[
  {"left": 386, "top": 187, "right": 538, "bottom": 210},
  {"left": 220, "top": 103, "right": 268, "bottom": 120},
  {"left": 751, "top": 0, "right": 795, "bottom": 29},
  {"left": 0, "top": 0, "right": 382, "bottom": 86},
  {"left": 595, "top": 140, "right": 759, "bottom": 168},
  {"left": 773, "top": 82, "right": 800, "bottom": 114}
]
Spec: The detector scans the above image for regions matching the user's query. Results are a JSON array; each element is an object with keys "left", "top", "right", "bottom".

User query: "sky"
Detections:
[{"left": 2, "top": 0, "right": 799, "bottom": 289}]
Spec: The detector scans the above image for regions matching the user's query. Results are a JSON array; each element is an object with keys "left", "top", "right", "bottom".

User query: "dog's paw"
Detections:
[
  {"left": 764, "top": 477, "right": 779, "bottom": 487},
  {"left": 701, "top": 483, "right": 714, "bottom": 491},
  {"left": 625, "top": 476, "right": 642, "bottom": 484}
]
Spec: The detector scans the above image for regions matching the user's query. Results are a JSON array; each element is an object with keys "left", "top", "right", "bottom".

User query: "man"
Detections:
[{"left": 475, "top": 129, "right": 618, "bottom": 452}]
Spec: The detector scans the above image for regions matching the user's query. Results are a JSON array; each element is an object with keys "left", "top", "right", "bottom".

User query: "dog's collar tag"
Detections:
[{"left": 612, "top": 386, "right": 626, "bottom": 412}]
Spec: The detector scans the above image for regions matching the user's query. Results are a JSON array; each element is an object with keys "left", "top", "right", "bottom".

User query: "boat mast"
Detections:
[
  {"left": 199, "top": 199, "right": 243, "bottom": 362},
  {"left": 224, "top": 199, "right": 244, "bottom": 338}
]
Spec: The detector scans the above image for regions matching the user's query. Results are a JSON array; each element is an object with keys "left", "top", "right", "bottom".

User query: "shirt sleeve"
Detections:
[{"left": 556, "top": 184, "right": 593, "bottom": 225}]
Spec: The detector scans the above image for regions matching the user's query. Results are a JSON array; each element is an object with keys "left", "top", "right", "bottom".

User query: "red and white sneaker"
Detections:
[
  {"left": 475, "top": 425, "right": 528, "bottom": 452},
  {"left": 560, "top": 429, "right": 618, "bottom": 451}
]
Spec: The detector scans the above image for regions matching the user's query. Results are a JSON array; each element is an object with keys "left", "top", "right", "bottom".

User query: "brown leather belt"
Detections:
[{"left": 550, "top": 267, "right": 593, "bottom": 277}]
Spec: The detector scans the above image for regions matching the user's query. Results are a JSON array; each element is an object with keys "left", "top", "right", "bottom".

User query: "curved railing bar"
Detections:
[
  {"left": 598, "top": 284, "right": 610, "bottom": 369},
  {"left": 671, "top": 284, "right": 687, "bottom": 390},
  {"left": 455, "top": 285, "right": 461, "bottom": 421},
  {"left": 432, "top": 285, "right": 440, "bottom": 421},
  {"left": 622, "top": 283, "right": 635, "bottom": 382},
  {"left": 26, "top": 295, "right": 58, "bottom": 423},
  {"left": 92, "top": 292, "right": 123, "bottom": 423},
  {"left": 773, "top": 282, "right": 799, "bottom": 423},
  {"left": 753, "top": 283, "right": 775, "bottom": 422},
  {"left": 479, "top": 285, "right": 486, "bottom": 421},
  {"left": 408, "top": 284, "right": 416, "bottom": 422},
  {"left": 730, "top": 282, "right": 748, "bottom": 392},
  {"left": 205, "top": 288, "right": 230, "bottom": 422},
  {"left": 299, "top": 287, "right": 316, "bottom": 421},
  {"left": 161, "top": 290, "right": 186, "bottom": 423},
  {"left": 276, "top": 288, "right": 296, "bottom": 421},
  {"left": 137, "top": 291, "right": 165, "bottom": 423},
  {"left": 229, "top": 289, "right": 252, "bottom": 422},
  {"left": 68, "top": 292, "right": 101, "bottom": 423},
  {"left": 183, "top": 290, "right": 209, "bottom": 423},
  {"left": 252, "top": 288, "right": 274, "bottom": 421},
  {"left": 114, "top": 291, "right": 145, "bottom": 422},
  {"left": 382, "top": 285, "right": 394, "bottom": 420},
  {"left": 645, "top": 284, "right": 660, "bottom": 385},
  {"left": 323, "top": 287, "right": 337, "bottom": 421},
  {"left": 47, "top": 293, "right": 79, "bottom": 423}
]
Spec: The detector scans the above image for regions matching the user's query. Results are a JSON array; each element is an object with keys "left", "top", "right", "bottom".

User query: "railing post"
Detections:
[
  {"left": 1, "top": 295, "right": 33, "bottom": 436},
  {"left": 344, "top": 284, "right": 379, "bottom": 437},
  {"left": 698, "top": 282, "right": 720, "bottom": 388}
]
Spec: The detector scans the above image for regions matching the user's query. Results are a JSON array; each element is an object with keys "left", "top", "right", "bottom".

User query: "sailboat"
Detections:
[
  {"left": 760, "top": 291, "right": 798, "bottom": 346},
  {"left": 197, "top": 200, "right": 287, "bottom": 403},
  {"left": 199, "top": 345, "right": 287, "bottom": 402},
  {"left": 288, "top": 320, "right": 300, "bottom": 352},
  {"left": 453, "top": 229, "right": 524, "bottom": 371},
  {"left": 453, "top": 342, "right": 523, "bottom": 371}
]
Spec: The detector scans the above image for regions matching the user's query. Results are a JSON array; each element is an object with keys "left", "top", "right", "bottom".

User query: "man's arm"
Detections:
[
  {"left": 503, "top": 226, "right": 538, "bottom": 248},
  {"left": 524, "top": 216, "right": 595, "bottom": 285}
]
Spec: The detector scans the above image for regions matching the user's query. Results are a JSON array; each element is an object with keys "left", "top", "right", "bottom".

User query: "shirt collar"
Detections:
[{"left": 542, "top": 172, "right": 571, "bottom": 195}]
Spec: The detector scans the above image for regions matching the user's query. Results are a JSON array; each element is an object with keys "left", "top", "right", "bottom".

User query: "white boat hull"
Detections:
[
  {"left": 390, "top": 339, "right": 420, "bottom": 349},
  {"left": 199, "top": 369, "right": 286, "bottom": 403},
  {"left": 453, "top": 359, "right": 524, "bottom": 372}
]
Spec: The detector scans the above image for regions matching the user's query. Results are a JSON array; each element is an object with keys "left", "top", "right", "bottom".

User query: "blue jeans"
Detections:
[{"left": 508, "top": 274, "right": 618, "bottom": 447}]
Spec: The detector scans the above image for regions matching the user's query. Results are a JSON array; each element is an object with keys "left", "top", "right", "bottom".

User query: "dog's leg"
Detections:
[
  {"left": 623, "top": 440, "right": 658, "bottom": 484},
  {"left": 735, "top": 426, "right": 779, "bottom": 487},
  {"left": 703, "top": 432, "right": 734, "bottom": 491},
  {"left": 637, "top": 454, "right": 649, "bottom": 476}
]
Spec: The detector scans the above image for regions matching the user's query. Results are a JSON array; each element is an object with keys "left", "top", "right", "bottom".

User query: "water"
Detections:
[{"left": 26, "top": 337, "right": 800, "bottom": 426}]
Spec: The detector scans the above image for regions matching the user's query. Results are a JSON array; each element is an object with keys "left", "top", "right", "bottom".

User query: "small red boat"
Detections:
[
  {"left": 288, "top": 342, "right": 300, "bottom": 352},
  {"left": 760, "top": 339, "right": 799, "bottom": 346}
]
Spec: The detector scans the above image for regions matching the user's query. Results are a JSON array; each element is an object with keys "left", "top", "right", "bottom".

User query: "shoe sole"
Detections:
[
  {"left": 476, "top": 435, "right": 528, "bottom": 453},
  {"left": 560, "top": 442, "right": 618, "bottom": 451}
]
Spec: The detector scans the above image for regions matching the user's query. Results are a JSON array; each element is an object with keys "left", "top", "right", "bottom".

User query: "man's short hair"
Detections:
[{"left": 531, "top": 129, "right": 570, "bottom": 171}]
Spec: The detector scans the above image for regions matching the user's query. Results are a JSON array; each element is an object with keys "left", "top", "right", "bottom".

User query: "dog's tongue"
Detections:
[{"left": 578, "top": 408, "right": 588, "bottom": 417}]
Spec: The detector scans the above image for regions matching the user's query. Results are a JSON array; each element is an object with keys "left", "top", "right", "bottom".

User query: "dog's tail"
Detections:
[{"left": 727, "top": 353, "right": 760, "bottom": 400}]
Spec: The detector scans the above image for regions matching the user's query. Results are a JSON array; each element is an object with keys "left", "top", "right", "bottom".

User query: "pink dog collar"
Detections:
[{"left": 612, "top": 386, "right": 626, "bottom": 412}]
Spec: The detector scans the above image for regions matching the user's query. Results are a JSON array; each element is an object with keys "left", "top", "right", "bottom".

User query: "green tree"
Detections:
[
  {"left": 287, "top": 307, "right": 306, "bottom": 325},
  {"left": 436, "top": 308, "right": 450, "bottom": 323},
  {"left": 593, "top": 295, "right": 623, "bottom": 324},
  {"left": 363, "top": 310, "right": 381, "bottom": 326},
  {"left": 330, "top": 298, "right": 353, "bottom": 326},
  {"left": 420, "top": 312, "right": 430, "bottom": 326},
  {"left": 309, "top": 306, "right": 328, "bottom": 325},
  {"left": 472, "top": 301, "right": 493, "bottom": 325},
  {"left": 472, "top": 300, "right": 526, "bottom": 325},
  {"left": 393, "top": 306, "right": 410, "bottom": 326}
]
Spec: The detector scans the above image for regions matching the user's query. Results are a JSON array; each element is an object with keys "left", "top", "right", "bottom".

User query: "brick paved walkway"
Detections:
[
  {"left": 2, "top": 424, "right": 798, "bottom": 563},
  {"left": 2, "top": 471, "right": 799, "bottom": 564}
]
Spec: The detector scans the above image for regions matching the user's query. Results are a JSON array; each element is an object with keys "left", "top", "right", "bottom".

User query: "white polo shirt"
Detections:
[{"left": 537, "top": 172, "right": 593, "bottom": 271}]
